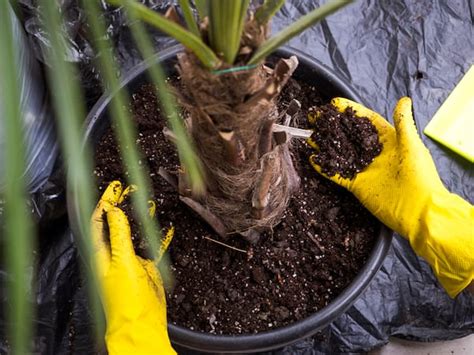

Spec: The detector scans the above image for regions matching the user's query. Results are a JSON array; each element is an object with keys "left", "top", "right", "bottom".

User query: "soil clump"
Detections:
[{"left": 309, "top": 104, "right": 382, "bottom": 179}]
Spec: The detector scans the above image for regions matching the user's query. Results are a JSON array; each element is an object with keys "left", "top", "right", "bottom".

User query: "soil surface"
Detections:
[
  {"left": 93, "top": 78, "right": 380, "bottom": 334},
  {"left": 309, "top": 104, "right": 382, "bottom": 179}
]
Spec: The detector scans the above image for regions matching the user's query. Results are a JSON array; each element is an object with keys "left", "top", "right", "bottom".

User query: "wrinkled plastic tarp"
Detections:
[
  {"left": 0, "top": 3, "right": 57, "bottom": 195},
  {"left": 1, "top": 0, "right": 473, "bottom": 354}
]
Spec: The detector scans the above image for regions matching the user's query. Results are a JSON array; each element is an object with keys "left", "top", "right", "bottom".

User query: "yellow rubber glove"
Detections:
[
  {"left": 91, "top": 181, "right": 176, "bottom": 355},
  {"left": 309, "top": 97, "right": 474, "bottom": 298}
]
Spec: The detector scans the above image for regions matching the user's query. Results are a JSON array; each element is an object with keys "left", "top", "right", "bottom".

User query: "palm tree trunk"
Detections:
[{"left": 175, "top": 22, "right": 300, "bottom": 239}]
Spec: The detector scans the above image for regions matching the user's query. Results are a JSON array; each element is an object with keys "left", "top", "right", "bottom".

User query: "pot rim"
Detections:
[{"left": 68, "top": 44, "right": 392, "bottom": 354}]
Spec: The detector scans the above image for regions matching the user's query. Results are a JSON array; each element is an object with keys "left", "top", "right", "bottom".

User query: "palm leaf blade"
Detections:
[{"left": 249, "top": 0, "right": 353, "bottom": 64}]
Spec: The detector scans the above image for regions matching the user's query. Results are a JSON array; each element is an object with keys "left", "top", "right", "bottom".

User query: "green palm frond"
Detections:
[
  {"left": 81, "top": 0, "right": 163, "bottom": 260},
  {"left": 107, "top": 0, "right": 220, "bottom": 68},
  {"left": 0, "top": 4, "right": 34, "bottom": 353},
  {"left": 208, "top": 0, "right": 250, "bottom": 64},
  {"left": 123, "top": 0, "right": 205, "bottom": 199},
  {"left": 39, "top": 0, "right": 104, "bottom": 339},
  {"left": 178, "top": 0, "right": 200, "bottom": 36},
  {"left": 255, "top": 0, "right": 285, "bottom": 25},
  {"left": 194, "top": 0, "right": 208, "bottom": 21},
  {"left": 249, "top": 0, "right": 353, "bottom": 64}
]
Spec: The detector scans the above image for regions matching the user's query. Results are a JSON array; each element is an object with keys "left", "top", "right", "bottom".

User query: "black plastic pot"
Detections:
[{"left": 68, "top": 45, "right": 392, "bottom": 354}]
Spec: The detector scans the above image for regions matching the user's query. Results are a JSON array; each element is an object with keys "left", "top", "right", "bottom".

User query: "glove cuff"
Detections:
[
  {"left": 106, "top": 319, "right": 176, "bottom": 355},
  {"left": 409, "top": 189, "right": 474, "bottom": 298}
]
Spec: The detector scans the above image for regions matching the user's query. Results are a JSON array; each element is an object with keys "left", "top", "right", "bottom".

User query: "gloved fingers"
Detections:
[
  {"left": 116, "top": 184, "right": 156, "bottom": 218},
  {"left": 117, "top": 184, "right": 137, "bottom": 204},
  {"left": 307, "top": 136, "right": 318, "bottom": 149},
  {"left": 137, "top": 257, "right": 167, "bottom": 300},
  {"left": 307, "top": 106, "right": 322, "bottom": 125},
  {"left": 106, "top": 206, "right": 137, "bottom": 263},
  {"left": 91, "top": 180, "right": 123, "bottom": 226},
  {"left": 135, "top": 226, "right": 174, "bottom": 294},
  {"left": 157, "top": 226, "right": 175, "bottom": 262},
  {"left": 331, "top": 97, "right": 395, "bottom": 142},
  {"left": 309, "top": 154, "right": 353, "bottom": 190},
  {"left": 393, "top": 97, "right": 424, "bottom": 150},
  {"left": 148, "top": 200, "right": 157, "bottom": 218},
  {"left": 102, "top": 180, "right": 124, "bottom": 203},
  {"left": 91, "top": 204, "right": 112, "bottom": 275},
  {"left": 331, "top": 97, "right": 378, "bottom": 120},
  {"left": 306, "top": 107, "right": 325, "bottom": 151},
  {"left": 91, "top": 181, "right": 123, "bottom": 234},
  {"left": 91, "top": 181, "right": 124, "bottom": 273}
]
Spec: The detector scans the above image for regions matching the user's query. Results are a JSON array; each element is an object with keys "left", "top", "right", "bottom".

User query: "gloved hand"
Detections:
[
  {"left": 309, "top": 97, "right": 474, "bottom": 298},
  {"left": 91, "top": 181, "right": 176, "bottom": 354}
]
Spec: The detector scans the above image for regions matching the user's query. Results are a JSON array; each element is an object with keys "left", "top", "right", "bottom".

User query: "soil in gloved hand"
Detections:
[{"left": 309, "top": 104, "right": 382, "bottom": 179}]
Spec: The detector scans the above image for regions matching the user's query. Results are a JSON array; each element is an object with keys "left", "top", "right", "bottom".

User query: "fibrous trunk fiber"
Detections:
[{"left": 175, "top": 29, "right": 300, "bottom": 238}]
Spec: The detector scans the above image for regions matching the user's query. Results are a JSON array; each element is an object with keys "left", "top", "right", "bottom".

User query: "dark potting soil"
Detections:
[
  {"left": 93, "top": 78, "right": 379, "bottom": 334},
  {"left": 309, "top": 104, "right": 382, "bottom": 179}
]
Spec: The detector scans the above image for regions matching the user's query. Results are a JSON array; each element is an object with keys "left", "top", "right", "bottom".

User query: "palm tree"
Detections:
[{"left": 108, "top": 0, "right": 353, "bottom": 240}]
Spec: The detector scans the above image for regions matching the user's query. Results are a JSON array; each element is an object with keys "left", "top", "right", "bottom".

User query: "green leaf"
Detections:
[
  {"left": 178, "top": 0, "right": 200, "bottom": 36},
  {"left": 249, "top": 0, "right": 354, "bottom": 64},
  {"left": 39, "top": 0, "right": 104, "bottom": 340},
  {"left": 255, "top": 0, "right": 285, "bottom": 25},
  {"left": 107, "top": 0, "right": 220, "bottom": 69},
  {"left": 82, "top": 0, "right": 163, "bottom": 262},
  {"left": 123, "top": 0, "right": 206, "bottom": 198},
  {"left": 0, "top": 3, "right": 33, "bottom": 353},
  {"left": 193, "top": 0, "right": 208, "bottom": 21},
  {"left": 208, "top": 0, "right": 250, "bottom": 64}
]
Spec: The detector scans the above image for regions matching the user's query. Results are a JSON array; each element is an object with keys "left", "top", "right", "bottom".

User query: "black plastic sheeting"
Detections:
[
  {"left": 1, "top": 0, "right": 473, "bottom": 353},
  {"left": 0, "top": 2, "right": 58, "bottom": 221}
]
